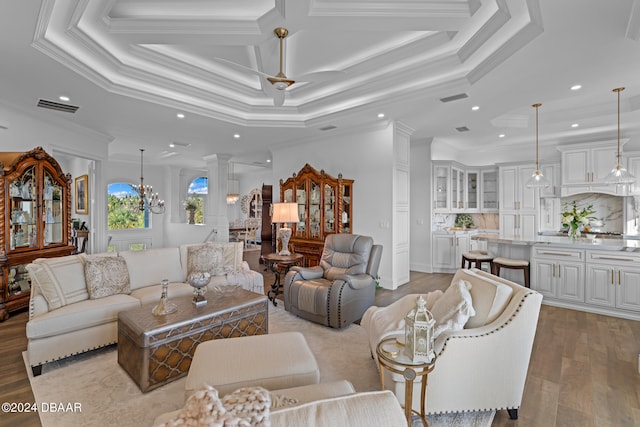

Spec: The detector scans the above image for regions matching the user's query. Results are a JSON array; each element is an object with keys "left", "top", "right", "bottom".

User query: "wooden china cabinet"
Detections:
[
  {"left": 280, "top": 164, "right": 353, "bottom": 267},
  {"left": 0, "top": 147, "right": 75, "bottom": 321}
]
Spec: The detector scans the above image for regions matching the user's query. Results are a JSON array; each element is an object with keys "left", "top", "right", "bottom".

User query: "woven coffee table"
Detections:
[{"left": 117, "top": 286, "right": 268, "bottom": 392}]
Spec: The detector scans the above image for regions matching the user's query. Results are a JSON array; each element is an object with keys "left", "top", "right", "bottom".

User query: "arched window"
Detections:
[
  {"left": 184, "top": 177, "right": 207, "bottom": 224},
  {"left": 107, "top": 183, "right": 150, "bottom": 229}
]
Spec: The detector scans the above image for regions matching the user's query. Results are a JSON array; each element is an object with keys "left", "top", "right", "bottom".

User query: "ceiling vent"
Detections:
[
  {"left": 439, "top": 93, "right": 469, "bottom": 103},
  {"left": 456, "top": 126, "right": 470, "bottom": 132},
  {"left": 37, "top": 99, "right": 79, "bottom": 113},
  {"left": 319, "top": 125, "right": 337, "bottom": 131}
]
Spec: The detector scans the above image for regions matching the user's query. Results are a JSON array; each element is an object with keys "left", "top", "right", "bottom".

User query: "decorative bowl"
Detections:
[{"left": 188, "top": 271, "right": 211, "bottom": 289}]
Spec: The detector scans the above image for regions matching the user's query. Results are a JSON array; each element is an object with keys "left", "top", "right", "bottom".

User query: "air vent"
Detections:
[
  {"left": 456, "top": 126, "right": 470, "bottom": 132},
  {"left": 319, "top": 125, "right": 337, "bottom": 131},
  {"left": 439, "top": 93, "right": 469, "bottom": 103},
  {"left": 37, "top": 99, "right": 79, "bottom": 113}
]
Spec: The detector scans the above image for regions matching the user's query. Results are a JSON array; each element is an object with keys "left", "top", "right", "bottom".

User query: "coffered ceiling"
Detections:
[{"left": 2, "top": 0, "right": 640, "bottom": 169}]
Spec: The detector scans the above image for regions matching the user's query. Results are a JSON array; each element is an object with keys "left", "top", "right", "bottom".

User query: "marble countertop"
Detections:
[
  {"left": 432, "top": 228, "right": 499, "bottom": 235},
  {"left": 472, "top": 233, "right": 640, "bottom": 251}
]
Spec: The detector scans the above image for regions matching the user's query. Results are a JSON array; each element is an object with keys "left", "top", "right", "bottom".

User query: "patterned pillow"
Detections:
[
  {"left": 430, "top": 279, "right": 475, "bottom": 339},
  {"left": 187, "top": 244, "right": 225, "bottom": 277},
  {"left": 158, "top": 385, "right": 271, "bottom": 427},
  {"left": 84, "top": 256, "right": 131, "bottom": 299}
]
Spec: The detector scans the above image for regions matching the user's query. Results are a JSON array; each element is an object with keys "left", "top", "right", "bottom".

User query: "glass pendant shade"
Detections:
[
  {"left": 526, "top": 169, "right": 551, "bottom": 188},
  {"left": 604, "top": 87, "right": 636, "bottom": 185},
  {"left": 525, "top": 103, "right": 551, "bottom": 189}
]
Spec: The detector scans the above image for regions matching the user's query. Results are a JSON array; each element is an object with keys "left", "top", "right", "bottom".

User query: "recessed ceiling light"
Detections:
[
  {"left": 570, "top": 84, "right": 582, "bottom": 91},
  {"left": 59, "top": 95, "right": 70, "bottom": 102},
  {"left": 571, "top": 123, "right": 579, "bottom": 128},
  {"left": 233, "top": 134, "right": 240, "bottom": 139},
  {"left": 498, "top": 134, "right": 505, "bottom": 138},
  {"left": 176, "top": 113, "right": 185, "bottom": 119},
  {"left": 471, "top": 106, "right": 480, "bottom": 111},
  {"left": 266, "top": 159, "right": 271, "bottom": 163},
  {"left": 169, "top": 143, "right": 175, "bottom": 148},
  {"left": 377, "top": 113, "right": 385, "bottom": 118}
]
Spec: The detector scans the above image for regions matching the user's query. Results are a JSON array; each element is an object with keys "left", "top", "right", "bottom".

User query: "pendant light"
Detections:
[
  {"left": 604, "top": 87, "right": 635, "bottom": 184},
  {"left": 525, "top": 103, "right": 551, "bottom": 188}
]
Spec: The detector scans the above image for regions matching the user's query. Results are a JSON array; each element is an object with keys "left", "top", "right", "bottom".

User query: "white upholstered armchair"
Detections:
[{"left": 361, "top": 268, "right": 542, "bottom": 419}]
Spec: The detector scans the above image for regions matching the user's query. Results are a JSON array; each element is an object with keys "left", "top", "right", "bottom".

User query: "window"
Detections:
[
  {"left": 185, "top": 177, "right": 207, "bottom": 224},
  {"left": 107, "top": 183, "right": 150, "bottom": 229}
]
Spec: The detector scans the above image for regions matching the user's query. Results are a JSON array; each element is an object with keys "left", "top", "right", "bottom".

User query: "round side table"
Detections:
[
  {"left": 260, "top": 253, "right": 304, "bottom": 306},
  {"left": 376, "top": 336, "right": 435, "bottom": 426}
]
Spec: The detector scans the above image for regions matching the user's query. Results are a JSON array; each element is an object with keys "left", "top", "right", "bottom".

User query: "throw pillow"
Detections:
[
  {"left": 158, "top": 385, "right": 271, "bottom": 427},
  {"left": 187, "top": 243, "right": 225, "bottom": 277},
  {"left": 27, "top": 255, "right": 88, "bottom": 310},
  {"left": 84, "top": 256, "right": 131, "bottom": 299},
  {"left": 429, "top": 279, "right": 475, "bottom": 339}
]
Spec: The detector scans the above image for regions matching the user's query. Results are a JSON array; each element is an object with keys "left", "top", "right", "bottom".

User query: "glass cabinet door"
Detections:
[
  {"left": 43, "top": 169, "right": 64, "bottom": 246},
  {"left": 341, "top": 183, "right": 352, "bottom": 233},
  {"left": 481, "top": 169, "right": 498, "bottom": 211},
  {"left": 466, "top": 171, "right": 478, "bottom": 210},
  {"left": 9, "top": 165, "right": 37, "bottom": 250},
  {"left": 433, "top": 165, "right": 449, "bottom": 211},
  {"left": 309, "top": 179, "right": 321, "bottom": 239},
  {"left": 6, "top": 263, "right": 30, "bottom": 299},
  {"left": 323, "top": 183, "right": 336, "bottom": 234},
  {"left": 295, "top": 181, "right": 306, "bottom": 238}
]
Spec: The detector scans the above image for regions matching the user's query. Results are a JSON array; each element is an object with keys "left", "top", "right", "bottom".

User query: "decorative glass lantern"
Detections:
[{"left": 404, "top": 296, "right": 436, "bottom": 363}]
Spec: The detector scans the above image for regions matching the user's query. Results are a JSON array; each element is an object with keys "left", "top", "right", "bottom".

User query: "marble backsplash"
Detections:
[
  {"left": 433, "top": 213, "right": 499, "bottom": 231},
  {"left": 560, "top": 193, "right": 622, "bottom": 233}
]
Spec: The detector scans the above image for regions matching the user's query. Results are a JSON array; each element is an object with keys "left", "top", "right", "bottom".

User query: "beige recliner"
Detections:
[{"left": 283, "top": 234, "right": 382, "bottom": 328}]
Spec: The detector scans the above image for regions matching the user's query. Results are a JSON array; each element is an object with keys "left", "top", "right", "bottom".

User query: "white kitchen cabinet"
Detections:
[
  {"left": 466, "top": 170, "right": 479, "bottom": 212},
  {"left": 433, "top": 163, "right": 450, "bottom": 212},
  {"left": 585, "top": 250, "right": 640, "bottom": 313},
  {"left": 626, "top": 154, "right": 640, "bottom": 195},
  {"left": 480, "top": 168, "right": 498, "bottom": 212},
  {"left": 451, "top": 165, "right": 465, "bottom": 212},
  {"left": 432, "top": 233, "right": 469, "bottom": 272},
  {"left": 558, "top": 141, "right": 627, "bottom": 196},
  {"left": 539, "top": 163, "right": 559, "bottom": 197},
  {"left": 499, "top": 164, "right": 538, "bottom": 239},
  {"left": 539, "top": 197, "right": 560, "bottom": 232},
  {"left": 531, "top": 247, "right": 585, "bottom": 302}
]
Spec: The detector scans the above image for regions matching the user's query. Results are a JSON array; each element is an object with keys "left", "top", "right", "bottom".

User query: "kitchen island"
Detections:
[{"left": 472, "top": 233, "right": 640, "bottom": 321}]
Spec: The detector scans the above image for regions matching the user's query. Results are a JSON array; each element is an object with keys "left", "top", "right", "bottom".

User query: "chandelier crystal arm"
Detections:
[{"left": 132, "top": 148, "right": 165, "bottom": 214}]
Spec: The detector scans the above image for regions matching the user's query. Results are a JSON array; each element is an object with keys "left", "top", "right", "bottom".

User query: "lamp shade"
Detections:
[{"left": 272, "top": 202, "right": 298, "bottom": 224}]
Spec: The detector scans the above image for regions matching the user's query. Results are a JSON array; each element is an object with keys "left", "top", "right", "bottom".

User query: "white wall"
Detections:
[
  {"left": 410, "top": 138, "right": 433, "bottom": 272},
  {"left": 270, "top": 123, "right": 396, "bottom": 288}
]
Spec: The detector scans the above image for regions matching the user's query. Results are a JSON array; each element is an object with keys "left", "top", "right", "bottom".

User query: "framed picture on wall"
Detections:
[{"left": 75, "top": 174, "right": 88, "bottom": 214}]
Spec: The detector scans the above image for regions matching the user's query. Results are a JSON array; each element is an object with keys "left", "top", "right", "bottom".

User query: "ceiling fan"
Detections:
[{"left": 215, "top": 27, "right": 343, "bottom": 106}]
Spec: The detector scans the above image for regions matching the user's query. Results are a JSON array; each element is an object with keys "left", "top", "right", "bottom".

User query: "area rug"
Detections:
[{"left": 26, "top": 304, "right": 494, "bottom": 426}]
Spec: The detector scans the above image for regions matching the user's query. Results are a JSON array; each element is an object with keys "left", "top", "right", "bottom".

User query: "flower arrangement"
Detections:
[
  {"left": 561, "top": 201, "right": 595, "bottom": 238},
  {"left": 455, "top": 213, "right": 474, "bottom": 228}
]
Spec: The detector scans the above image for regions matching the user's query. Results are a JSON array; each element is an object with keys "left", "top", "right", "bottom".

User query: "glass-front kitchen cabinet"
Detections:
[
  {"left": 0, "top": 147, "right": 75, "bottom": 320},
  {"left": 280, "top": 164, "right": 354, "bottom": 267}
]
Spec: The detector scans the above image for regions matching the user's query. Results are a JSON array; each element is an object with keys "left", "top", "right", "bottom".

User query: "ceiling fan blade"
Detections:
[
  {"left": 213, "top": 57, "right": 273, "bottom": 79},
  {"left": 294, "top": 70, "right": 345, "bottom": 83}
]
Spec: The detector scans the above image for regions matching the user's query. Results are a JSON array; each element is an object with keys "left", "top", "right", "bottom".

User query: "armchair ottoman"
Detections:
[{"left": 283, "top": 234, "right": 382, "bottom": 328}]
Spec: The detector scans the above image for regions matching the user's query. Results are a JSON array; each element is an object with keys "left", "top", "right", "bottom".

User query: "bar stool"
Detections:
[
  {"left": 461, "top": 251, "right": 494, "bottom": 271},
  {"left": 492, "top": 257, "right": 530, "bottom": 288}
]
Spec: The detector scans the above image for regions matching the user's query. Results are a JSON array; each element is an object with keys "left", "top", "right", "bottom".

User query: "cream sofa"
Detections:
[
  {"left": 361, "top": 268, "right": 543, "bottom": 420},
  {"left": 25, "top": 242, "right": 263, "bottom": 376}
]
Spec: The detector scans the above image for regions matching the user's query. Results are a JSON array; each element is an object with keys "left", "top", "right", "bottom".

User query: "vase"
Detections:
[
  {"left": 568, "top": 225, "right": 581, "bottom": 239},
  {"left": 188, "top": 271, "right": 211, "bottom": 307},
  {"left": 152, "top": 279, "right": 177, "bottom": 316}
]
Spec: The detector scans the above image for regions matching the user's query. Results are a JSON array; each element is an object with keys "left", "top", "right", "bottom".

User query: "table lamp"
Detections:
[{"left": 272, "top": 202, "right": 298, "bottom": 255}]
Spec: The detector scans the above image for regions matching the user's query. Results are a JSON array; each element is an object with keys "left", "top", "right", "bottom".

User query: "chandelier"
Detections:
[
  {"left": 226, "top": 162, "right": 239, "bottom": 205},
  {"left": 131, "top": 149, "right": 165, "bottom": 214}
]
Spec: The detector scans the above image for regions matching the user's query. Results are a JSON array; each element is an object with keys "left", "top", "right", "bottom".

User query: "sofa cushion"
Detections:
[
  {"left": 430, "top": 279, "right": 475, "bottom": 339},
  {"left": 27, "top": 255, "right": 88, "bottom": 310},
  {"left": 453, "top": 269, "right": 514, "bottom": 328},
  {"left": 187, "top": 244, "right": 225, "bottom": 277},
  {"left": 130, "top": 282, "right": 194, "bottom": 305},
  {"left": 179, "top": 242, "right": 243, "bottom": 279},
  {"left": 84, "top": 255, "right": 131, "bottom": 299},
  {"left": 25, "top": 294, "right": 140, "bottom": 339},
  {"left": 469, "top": 271, "right": 513, "bottom": 328},
  {"left": 119, "top": 248, "right": 184, "bottom": 290}
]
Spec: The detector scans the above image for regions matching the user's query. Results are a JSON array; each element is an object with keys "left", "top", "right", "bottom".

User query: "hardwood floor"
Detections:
[{"left": 1, "top": 252, "right": 639, "bottom": 427}]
